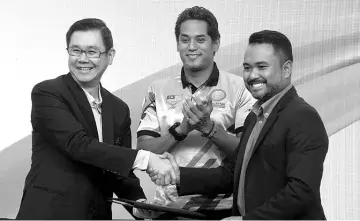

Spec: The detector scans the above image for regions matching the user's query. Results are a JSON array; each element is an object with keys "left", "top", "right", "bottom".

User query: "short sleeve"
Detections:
[
  {"left": 137, "top": 85, "right": 161, "bottom": 138},
  {"left": 234, "top": 83, "right": 256, "bottom": 131}
]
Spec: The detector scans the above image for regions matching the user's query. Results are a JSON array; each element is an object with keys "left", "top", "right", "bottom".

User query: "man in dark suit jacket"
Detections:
[
  {"left": 159, "top": 30, "right": 329, "bottom": 220},
  {"left": 16, "top": 18, "right": 177, "bottom": 220}
]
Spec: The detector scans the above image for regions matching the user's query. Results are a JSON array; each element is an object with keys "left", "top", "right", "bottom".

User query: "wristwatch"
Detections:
[
  {"left": 201, "top": 121, "right": 217, "bottom": 139},
  {"left": 168, "top": 122, "right": 187, "bottom": 141}
]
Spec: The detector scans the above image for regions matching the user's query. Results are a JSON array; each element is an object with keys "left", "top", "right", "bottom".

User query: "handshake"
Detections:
[
  {"left": 147, "top": 152, "right": 180, "bottom": 186},
  {"left": 133, "top": 152, "right": 180, "bottom": 219}
]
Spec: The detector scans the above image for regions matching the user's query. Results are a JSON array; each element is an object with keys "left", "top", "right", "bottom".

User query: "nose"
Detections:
[
  {"left": 244, "top": 68, "right": 260, "bottom": 83},
  {"left": 78, "top": 51, "right": 89, "bottom": 62},
  {"left": 188, "top": 39, "right": 197, "bottom": 51},
  {"left": 248, "top": 68, "right": 260, "bottom": 79}
]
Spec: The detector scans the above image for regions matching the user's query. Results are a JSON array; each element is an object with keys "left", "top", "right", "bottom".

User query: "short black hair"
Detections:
[
  {"left": 248, "top": 30, "right": 293, "bottom": 63},
  {"left": 175, "top": 6, "right": 220, "bottom": 42},
  {"left": 66, "top": 18, "right": 113, "bottom": 51}
]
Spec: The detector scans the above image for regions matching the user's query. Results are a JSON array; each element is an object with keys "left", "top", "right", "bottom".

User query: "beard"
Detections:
[
  {"left": 250, "top": 84, "right": 281, "bottom": 102},
  {"left": 183, "top": 62, "right": 204, "bottom": 72}
]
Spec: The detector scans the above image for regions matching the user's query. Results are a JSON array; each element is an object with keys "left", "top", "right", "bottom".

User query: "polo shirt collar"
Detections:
[{"left": 181, "top": 62, "right": 219, "bottom": 89}]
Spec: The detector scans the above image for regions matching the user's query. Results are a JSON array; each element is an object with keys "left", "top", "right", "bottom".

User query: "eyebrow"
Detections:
[
  {"left": 255, "top": 61, "right": 269, "bottom": 65},
  {"left": 68, "top": 45, "right": 101, "bottom": 50},
  {"left": 243, "top": 61, "right": 269, "bottom": 66},
  {"left": 180, "top": 34, "right": 206, "bottom": 38}
]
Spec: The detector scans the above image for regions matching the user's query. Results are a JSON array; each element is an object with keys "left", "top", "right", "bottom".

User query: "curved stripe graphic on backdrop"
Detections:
[
  {"left": 116, "top": 32, "right": 360, "bottom": 140},
  {"left": 0, "top": 32, "right": 359, "bottom": 218}
]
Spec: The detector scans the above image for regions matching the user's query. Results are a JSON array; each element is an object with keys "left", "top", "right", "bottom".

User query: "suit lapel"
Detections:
[
  {"left": 64, "top": 73, "right": 99, "bottom": 139},
  {"left": 101, "top": 86, "right": 114, "bottom": 144},
  {"left": 252, "top": 112, "right": 279, "bottom": 153},
  {"left": 252, "top": 86, "right": 298, "bottom": 154}
]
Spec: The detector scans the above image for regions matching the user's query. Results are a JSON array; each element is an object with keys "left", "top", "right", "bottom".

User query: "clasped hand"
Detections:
[
  {"left": 182, "top": 93, "right": 213, "bottom": 133},
  {"left": 147, "top": 152, "right": 179, "bottom": 186}
]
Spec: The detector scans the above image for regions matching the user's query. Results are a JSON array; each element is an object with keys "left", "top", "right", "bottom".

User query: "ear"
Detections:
[
  {"left": 212, "top": 38, "right": 220, "bottom": 53},
  {"left": 107, "top": 48, "right": 116, "bottom": 65},
  {"left": 282, "top": 60, "right": 292, "bottom": 79},
  {"left": 176, "top": 40, "right": 180, "bottom": 52}
]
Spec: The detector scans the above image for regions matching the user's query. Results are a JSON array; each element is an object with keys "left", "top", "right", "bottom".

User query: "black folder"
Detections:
[{"left": 110, "top": 198, "right": 206, "bottom": 220}]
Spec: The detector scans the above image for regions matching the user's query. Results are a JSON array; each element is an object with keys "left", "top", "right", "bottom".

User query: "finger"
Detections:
[
  {"left": 194, "top": 96, "right": 212, "bottom": 114},
  {"left": 149, "top": 173, "right": 158, "bottom": 179},
  {"left": 183, "top": 101, "right": 200, "bottom": 124},
  {"left": 182, "top": 106, "right": 195, "bottom": 125},
  {"left": 183, "top": 98, "right": 193, "bottom": 111},
  {"left": 182, "top": 99, "right": 195, "bottom": 116},
  {"left": 147, "top": 166, "right": 154, "bottom": 173},
  {"left": 168, "top": 156, "right": 179, "bottom": 173},
  {"left": 182, "top": 105, "right": 193, "bottom": 123},
  {"left": 150, "top": 172, "right": 158, "bottom": 178},
  {"left": 160, "top": 175, "right": 166, "bottom": 186},
  {"left": 168, "top": 163, "right": 179, "bottom": 185},
  {"left": 193, "top": 95, "right": 207, "bottom": 106},
  {"left": 148, "top": 170, "right": 158, "bottom": 176},
  {"left": 206, "top": 93, "right": 212, "bottom": 102},
  {"left": 169, "top": 167, "right": 177, "bottom": 185},
  {"left": 159, "top": 153, "right": 179, "bottom": 184},
  {"left": 185, "top": 98, "right": 198, "bottom": 110},
  {"left": 155, "top": 175, "right": 163, "bottom": 185},
  {"left": 151, "top": 199, "right": 161, "bottom": 205},
  {"left": 164, "top": 172, "right": 171, "bottom": 185},
  {"left": 160, "top": 152, "right": 172, "bottom": 159},
  {"left": 150, "top": 174, "right": 158, "bottom": 182},
  {"left": 186, "top": 99, "right": 204, "bottom": 118},
  {"left": 158, "top": 152, "right": 170, "bottom": 159},
  {"left": 152, "top": 176, "right": 159, "bottom": 184},
  {"left": 185, "top": 101, "right": 210, "bottom": 126}
]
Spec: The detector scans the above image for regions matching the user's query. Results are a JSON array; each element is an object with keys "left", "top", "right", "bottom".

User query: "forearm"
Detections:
[
  {"left": 111, "top": 171, "right": 146, "bottom": 201},
  {"left": 178, "top": 166, "right": 233, "bottom": 196},
  {"left": 137, "top": 133, "right": 179, "bottom": 154},
  {"left": 209, "top": 126, "right": 240, "bottom": 161},
  {"left": 66, "top": 133, "right": 139, "bottom": 175}
]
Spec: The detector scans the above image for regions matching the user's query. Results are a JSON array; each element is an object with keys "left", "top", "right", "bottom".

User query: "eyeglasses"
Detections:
[{"left": 67, "top": 47, "right": 108, "bottom": 58}]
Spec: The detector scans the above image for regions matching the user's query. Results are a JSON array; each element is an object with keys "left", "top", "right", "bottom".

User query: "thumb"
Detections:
[
  {"left": 206, "top": 93, "right": 213, "bottom": 103},
  {"left": 164, "top": 153, "right": 179, "bottom": 174},
  {"left": 159, "top": 152, "right": 172, "bottom": 159}
]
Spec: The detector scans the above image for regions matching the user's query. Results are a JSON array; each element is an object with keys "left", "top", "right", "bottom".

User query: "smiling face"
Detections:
[
  {"left": 68, "top": 30, "right": 115, "bottom": 88},
  {"left": 243, "top": 43, "right": 291, "bottom": 102},
  {"left": 177, "top": 20, "right": 219, "bottom": 73}
]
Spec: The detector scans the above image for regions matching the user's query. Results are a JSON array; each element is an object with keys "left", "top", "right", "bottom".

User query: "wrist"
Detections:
[
  {"left": 201, "top": 121, "right": 217, "bottom": 139},
  {"left": 200, "top": 120, "right": 214, "bottom": 134},
  {"left": 176, "top": 122, "right": 189, "bottom": 135},
  {"left": 169, "top": 122, "right": 187, "bottom": 141}
]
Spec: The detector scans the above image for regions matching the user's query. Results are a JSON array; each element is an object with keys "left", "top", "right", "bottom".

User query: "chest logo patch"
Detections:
[
  {"left": 166, "top": 94, "right": 183, "bottom": 109},
  {"left": 210, "top": 89, "right": 226, "bottom": 101}
]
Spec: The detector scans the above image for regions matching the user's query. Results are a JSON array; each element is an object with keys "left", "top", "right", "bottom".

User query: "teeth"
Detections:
[
  {"left": 252, "top": 83, "right": 265, "bottom": 88},
  {"left": 188, "top": 55, "right": 199, "bottom": 59},
  {"left": 79, "top": 68, "right": 92, "bottom": 71}
]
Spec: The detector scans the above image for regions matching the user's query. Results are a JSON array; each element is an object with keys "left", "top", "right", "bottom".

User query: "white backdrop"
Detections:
[{"left": 0, "top": 0, "right": 359, "bottom": 219}]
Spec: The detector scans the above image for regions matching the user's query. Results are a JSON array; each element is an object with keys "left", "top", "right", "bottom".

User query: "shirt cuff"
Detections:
[{"left": 132, "top": 149, "right": 150, "bottom": 171}]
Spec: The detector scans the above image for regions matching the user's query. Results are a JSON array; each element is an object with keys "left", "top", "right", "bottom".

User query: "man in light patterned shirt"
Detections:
[{"left": 136, "top": 6, "right": 255, "bottom": 220}]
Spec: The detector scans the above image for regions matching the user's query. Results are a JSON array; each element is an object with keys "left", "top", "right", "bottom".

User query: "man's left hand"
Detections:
[
  {"left": 182, "top": 94, "right": 213, "bottom": 133},
  {"left": 133, "top": 199, "right": 163, "bottom": 219},
  {"left": 221, "top": 216, "right": 242, "bottom": 220}
]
